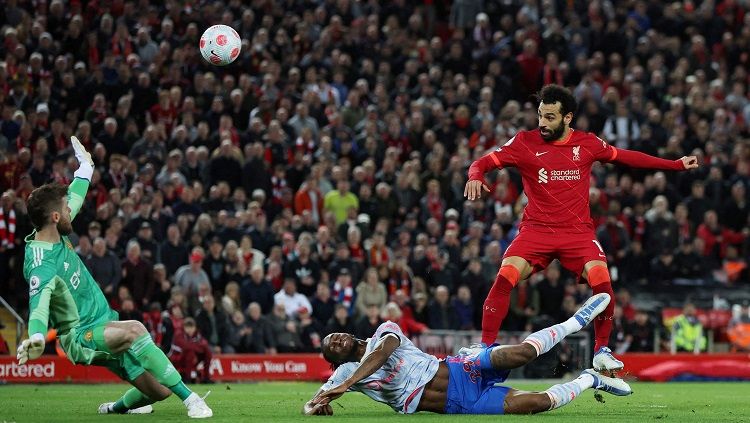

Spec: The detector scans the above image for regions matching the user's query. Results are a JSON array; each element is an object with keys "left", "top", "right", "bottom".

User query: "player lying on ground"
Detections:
[
  {"left": 16, "top": 137, "right": 212, "bottom": 418},
  {"left": 464, "top": 84, "right": 699, "bottom": 373},
  {"left": 303, "top": 293, "right": 631, "bottom": 416}
]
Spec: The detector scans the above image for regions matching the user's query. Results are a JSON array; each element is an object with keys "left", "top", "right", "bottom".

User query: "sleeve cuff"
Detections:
[{"left": 73, "top": 161, "right": 94, "bottom": 181}]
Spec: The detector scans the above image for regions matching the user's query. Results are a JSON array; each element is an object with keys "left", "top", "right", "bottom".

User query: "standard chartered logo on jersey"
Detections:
[{"left": 537, "top": 168, "right": 581, "bottom": 184}]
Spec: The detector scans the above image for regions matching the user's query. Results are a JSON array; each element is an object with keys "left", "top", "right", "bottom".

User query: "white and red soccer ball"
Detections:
[{"left": 199, "top": 24, "right": 242, "bottom": 66}]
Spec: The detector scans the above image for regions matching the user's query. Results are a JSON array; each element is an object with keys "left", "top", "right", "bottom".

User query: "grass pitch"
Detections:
[{"left": 1, "top": 381, "right": 748, "bottom": 422}]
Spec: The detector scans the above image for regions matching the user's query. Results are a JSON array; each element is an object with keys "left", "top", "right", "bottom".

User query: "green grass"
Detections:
[{"left": 0, "top": 381, "right": 748, "bottom": 422}]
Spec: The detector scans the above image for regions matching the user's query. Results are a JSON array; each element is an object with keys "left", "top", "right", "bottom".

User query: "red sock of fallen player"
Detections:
[
  {"left": 588, "top": 265, "right": 614, "bottom": 352},
  {"left": 481, "top": 265, "right": 519, "bottom": 345}
]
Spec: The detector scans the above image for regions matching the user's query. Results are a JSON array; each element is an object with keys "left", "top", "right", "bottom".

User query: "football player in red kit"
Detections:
[{"left": 465, "top": 84, "right": 698, "bottom": 372}]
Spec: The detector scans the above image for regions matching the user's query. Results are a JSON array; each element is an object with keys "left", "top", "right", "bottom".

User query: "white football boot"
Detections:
[
  {"left": 98, "top": 402, "right": 154, "bottom": 414},
  {"left": 582, "top": 369, "right": 632, "bottom": 396},
  {"left": 185, "top": 391, "right": 213, "bottom": 418}
]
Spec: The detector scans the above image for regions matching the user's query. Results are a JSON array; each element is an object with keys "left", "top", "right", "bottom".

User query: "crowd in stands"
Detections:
[{"left": 1, "top": 0, "right": 749, "bottom": 362}]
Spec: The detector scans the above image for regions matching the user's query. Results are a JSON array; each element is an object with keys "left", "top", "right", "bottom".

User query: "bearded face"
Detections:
[{"left": 55, "top": 197, "right": 73, "bottom": 235}]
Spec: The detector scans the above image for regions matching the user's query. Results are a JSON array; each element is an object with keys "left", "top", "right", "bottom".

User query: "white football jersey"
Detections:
[{"left": 322, "top": 321, "right": 439, "bottom": 413}]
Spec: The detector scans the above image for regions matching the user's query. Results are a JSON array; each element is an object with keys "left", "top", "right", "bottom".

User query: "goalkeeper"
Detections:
[{"left": 17, "top": 137, "right": 212, "bottom": 419}]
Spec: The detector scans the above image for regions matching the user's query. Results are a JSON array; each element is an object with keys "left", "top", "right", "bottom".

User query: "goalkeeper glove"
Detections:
[
  {"left": 17, "top": 332, "right": 45, "bottom": 364},
  {"left": 71, "top": 136, "right": 94, "bottom": 180}
]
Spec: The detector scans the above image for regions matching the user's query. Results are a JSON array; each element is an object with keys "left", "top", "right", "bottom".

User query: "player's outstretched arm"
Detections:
[
  {"left": 68, "top": 136, "right": 94, "bottom": 220},
  {"left": 465, "top": 154, "right": 497, "bottom": 200},
  {"left": 18, "top": 275, "right": 59, "bottom": 364},
  {"left": 313, "top": 334, "right": 400, "bottom": 406},
  {"left": 610, "top": 148, "right": 699, "bottom": 171}
]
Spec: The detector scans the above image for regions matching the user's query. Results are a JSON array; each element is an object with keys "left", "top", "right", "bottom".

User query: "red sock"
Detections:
[
  {"left": 588, "top": 266, "right": 614, "bottom": 352},
  {"left": 481, "top": 266, "right": 519, "bottom": 345}
]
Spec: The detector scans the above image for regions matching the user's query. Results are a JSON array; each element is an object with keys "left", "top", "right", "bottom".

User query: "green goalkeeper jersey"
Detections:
[{"left": 23, "top": 178, "right": 118, "bottom": 338}]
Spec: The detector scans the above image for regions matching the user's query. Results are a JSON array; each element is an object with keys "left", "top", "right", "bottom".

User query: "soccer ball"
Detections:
[{"left": 199, "top": 24, "right": 242, "bottom": 66}]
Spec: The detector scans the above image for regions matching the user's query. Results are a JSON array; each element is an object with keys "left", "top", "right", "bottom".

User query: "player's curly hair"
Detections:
[
  {"left": 536, "top": 84, "right": 577, "bottom": 117},
  {"left": 27, "top": 183, "right": 68, "bottom": 229}
]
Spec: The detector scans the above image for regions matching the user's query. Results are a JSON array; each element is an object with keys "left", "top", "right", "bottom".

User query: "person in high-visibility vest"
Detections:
[{"left": 671, "top": 303, "right": 707, "bottom": 353}]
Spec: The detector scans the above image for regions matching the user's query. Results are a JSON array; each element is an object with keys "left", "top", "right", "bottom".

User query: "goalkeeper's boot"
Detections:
[
  {"left": 185, "top": 391, "right": 213, "bottom": 418},
  {"left": 582, "top": 369, "right": 632, "bottom": 396},
  {"left": 593, "top": 346, "right": 624, "bottom": 372},
  {"left": 572, "top": 293, "right": 611, "bottom": 329},
  {"left": 98, "top": 403, "right": 154, "bottom": 414}
]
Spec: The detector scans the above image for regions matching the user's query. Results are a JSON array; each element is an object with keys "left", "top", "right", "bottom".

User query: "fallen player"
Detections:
[{"left": 304, "top": 293, "right": 631, "bottom": 415}]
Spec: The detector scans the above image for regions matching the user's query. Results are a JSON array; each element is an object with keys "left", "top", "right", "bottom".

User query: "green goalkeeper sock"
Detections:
[
  {"left": 112, "top": 388, "right": 154, "bottom": 413},
  {"left": 129, "top": 333, "right": 193, "bottom": 401}
]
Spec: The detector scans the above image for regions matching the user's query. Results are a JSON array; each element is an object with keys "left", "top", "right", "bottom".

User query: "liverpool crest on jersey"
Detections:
[{"left": 572, "top": 146, "right": 581, "bottom": 161}]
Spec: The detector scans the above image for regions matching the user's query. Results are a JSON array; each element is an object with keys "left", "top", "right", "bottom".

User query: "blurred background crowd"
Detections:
[{"left": 1, "top": 0, "right": 750, "bottom": 366}]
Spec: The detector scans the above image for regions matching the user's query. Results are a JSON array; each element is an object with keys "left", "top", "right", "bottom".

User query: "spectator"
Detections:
[
  {"left": 175, "top": 247, "right": 211, "bottom": 299},
  {"left": 625, "top": 310, "right": 656, "bottom": 352},
  {"left": 670, "top": 303, "right": 707, "bottom": 354},
  {"left": 382, "top": 302, "right": 428, "bottom": 338},
  {"left": 644, "top": 195, "right": 679, "bottom": 256},
  {"left": 354, "top": 267, "right": 387, "bottom": 317},
  {"left": 203, "top": 236, "right": 227, "bottom": 289},
  {"left": 267, "top": 302, "right": 303, "bottom": 353},
  {"left": 221, "top": 281, "right": 241, "bottom": 315},
  {"left": 195, "top": 295, "right": 230, "bottom": 353},
  {"left": 325, "top": 303, "right": 355, "bottom": 336},
  {"left": 324, "top": 179, "right": 358, "bottom": 226},
  {"left": 453, "top": 285, "right": 475, "bottom": 330},
  {"left": 505, "top": 278, "right": 540, "bottom": 331},
  {"left": 331, "top": 268, "right": 356, "bottom": 316},
  {"left": 226, "top": 310, "right": 254, "bottom": 353},
  {"left": 354, "top": 304, "right": 384, "bottom": 339},
  {"left": 294, "top": 176, "right": 324, "bottom": 226},
  {"left": 674, "top": 240, "right": 707, "bottom": 280},
  {"left": 274, "top": 278, "right": 313, "bottom": 319},
  {"left": 608, "top": 305, "right": 629, "bottom": 354},
  {"left": 411, "top": 292, "right": 430, "bottom": 326},
  {"left": 298, "top": 307, "right": 325, "bottom": 352},
  {"left": 649, "top": 247, "right": 679, "bottom": 285},
  {"left": 152, "top": 264, "right": 173, "bottom": 311},
  {"left": 427, "top": 285, "right": 460, "bottom": 330},
  {"left": 620, "top": 240, "right": 650, "bottom": 286},
  {"left": 602, "top": 101, "right": 640, "bottom": 149},
  {"left": 697, "top": 210, "right": 747, "bottom": 261},
  {"left": 84, "top": 237, "right": 121, "bottom": 298},
  {"left": 535, "top": 264, "right": 566, "bottom": 322},
  {"left": 121, "top": 240, "right": 155, "bottom": 308},
  {"left": 241, "top": 264, "right": 275, "bottom": 315},
  {"left": 283, "top": 240, "right": 320, "bottom": 297},
  {"left": 310, "top": 282, "right": 336, "bottom": 327},
  {"left": 722, "top": 182, "right": 749, "bottom": 232},
  {"left": 158, "top": 223, "right": 189, "bottom": 277},
  {"left": 245, "top": 302, "right": 276, "bottom": 354},
  {"left": 170, "top": 317, "right": 213, "bottom": 384},
  {"left": 143, "top": 302, "right": 174, "bottom": 353},
  {"left": 118, "top": 298, "right": 143, "bottom": 322},
  {"left": 134, "top": 221, "right": 158, "bottom": 262}
]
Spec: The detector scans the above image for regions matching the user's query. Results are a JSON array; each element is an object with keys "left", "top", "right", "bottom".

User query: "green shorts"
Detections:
[{"left": 59, "top": 324, "right": 146, "bottom": 382}]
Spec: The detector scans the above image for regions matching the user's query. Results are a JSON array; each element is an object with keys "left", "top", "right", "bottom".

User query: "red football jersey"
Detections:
[{"left": 477, "top": 129, "right": 617, "bottom": 234}]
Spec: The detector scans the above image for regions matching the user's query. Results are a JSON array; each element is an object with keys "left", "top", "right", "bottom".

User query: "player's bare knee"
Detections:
[
  {"left": 124, "top": 321, "right": 148, "bottom": 344},
  {"left": 129, "top": 321, "right": 148, "bottom": 337}
]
